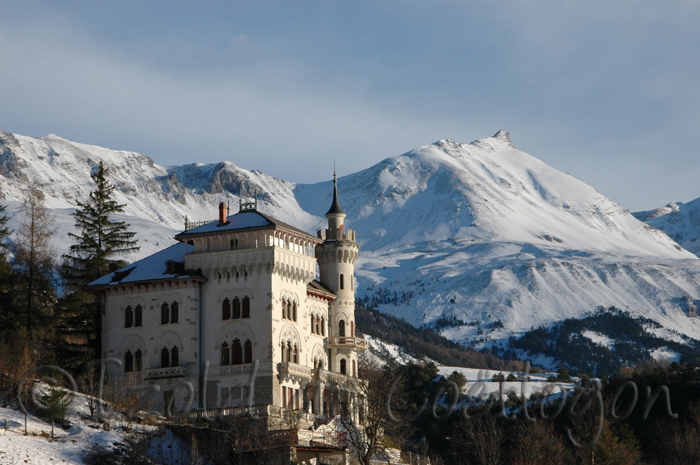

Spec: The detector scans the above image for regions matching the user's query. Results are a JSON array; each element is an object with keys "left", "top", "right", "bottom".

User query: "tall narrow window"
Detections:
[
  {"left": 339, "top": 320, "right": 346, "bottom": 337},
  {"left": 135, "top": 349, "right": 142, "bottom": 371},
  {"left": 350, "top": 321, "right": 354, "bottom": 337},
  {"left": 244, "top": 339, "right": 252, "bottom": 363},
  {"left": 320, "top": 317, "right": 324, "bottom": 336},
  {"left": 233, "top": 297, "right": 241, "bottom": 319},
  {"left": 171, "top": 302, "right": 179, "bottom": 323},
  {"left": 352, "top": 360, "right": 356, "bottom": 378},
  {"left": 311, "top": 315, "right": 316, "bottom": 334},
  {"left": 282, "top": 298, "right": 286, "bottom": 319},
  {"left": 232, "top": 339, "right": 242, "bottom": 365},
  {"left": 134, "top": 305, "right": 142, "bottom": 327},
  {"left": 161, "top": 347, "right": 170, "bottom": 368},
  {"left": 242, "top": 296, "right": 250, "bottom": 318},
  {"left": 281, "top": 343, "right": 286, "bottom": 362},
  {"left": 340, "top": 359, "right": 347, "bottom": 375},
  {"left": 286, "top": 343, "right": 292, "bottom": 363},
  {"left": 125, "top": 306, "right": 133, "bottom": 328},
  {"left": 287, "top": 301, "right": 292, "bottom": 320},
  {"left": 351, "top": 276, "right": 354, "bottom": 290},
  {"left": 161, "top": 303, "right": 169, "bottom": 324},
  {"left": 315, "top": 316, "right": 320, "bottom": 335},
  {"left": 222, "top": 298, "right": 231, "bottom": 320},
  {"left": 282, "top": 386, "right": 287, "bottom": 408},
  {"left": 292, "top": 302, "right": 297, "bottom": 321},
  {"left": 340, "top": 274, "right": 344, "bottom": 290},
  {"left": 293, "top": 344, "right": 298, "bottom": 364},
  {"left": 171, "top": 346, "right": 179, "bottom": 367},
  {"left": 124, "top": 350, "right": 133, "bottom": 372},
  {"left": 221, "top": 342, "right": 230, "bottom": 365}
]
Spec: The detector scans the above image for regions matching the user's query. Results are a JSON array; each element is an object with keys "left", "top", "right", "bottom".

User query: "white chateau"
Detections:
[{"left": 87, "top": 175, "right": 365, "bottom": 421}]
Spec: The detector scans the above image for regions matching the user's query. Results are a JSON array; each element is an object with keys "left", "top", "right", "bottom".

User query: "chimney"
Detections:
[{"left": 219, "top": 202, "right": 227, "bottom": 225}]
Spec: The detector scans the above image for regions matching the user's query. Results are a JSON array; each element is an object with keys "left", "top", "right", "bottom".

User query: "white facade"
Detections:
[{"left": 90, "top": 179, "right": 365, "bottom": 418}]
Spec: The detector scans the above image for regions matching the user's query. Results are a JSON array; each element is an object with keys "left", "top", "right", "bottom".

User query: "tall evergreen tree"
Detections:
[
  {"left": 59, "top": 162, "right": 139, "bottom": 364},
  {"left": 62, "top": 162, "right": 139, "bottom": 286}
]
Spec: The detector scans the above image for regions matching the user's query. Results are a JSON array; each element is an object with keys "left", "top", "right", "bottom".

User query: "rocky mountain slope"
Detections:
[
  {"left": 634, "top": 197, "right": 700, "bottom": 257},
  {"left": 3, "top": 129, "right": 700, "bottom": 366}
]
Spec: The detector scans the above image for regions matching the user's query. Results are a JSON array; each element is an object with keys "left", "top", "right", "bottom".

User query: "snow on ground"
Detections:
[
  {"left": 437, "top": 366, "right": 575, "bottom": 401},
  {"left": 0, "top": 387, "right": 193, "bottom": 465},
  {"left": 581, "top": 330, "right": 616, "bottom": 350},
  {"left": 650, "top": 347, "right": 681, "bottom": 363}
]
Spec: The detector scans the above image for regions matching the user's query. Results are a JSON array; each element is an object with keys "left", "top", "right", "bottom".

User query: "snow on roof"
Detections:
[
  {"left": 87, "top": 242, "right": 195, "bottom": 287},
  {"left": 176, "top": 209, "right": 319, "bottom": 241}
]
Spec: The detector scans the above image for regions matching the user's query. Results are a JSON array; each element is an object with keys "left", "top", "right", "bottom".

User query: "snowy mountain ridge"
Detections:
[{"left": 3, "top": 129, "right": 700, "bottom": 360}]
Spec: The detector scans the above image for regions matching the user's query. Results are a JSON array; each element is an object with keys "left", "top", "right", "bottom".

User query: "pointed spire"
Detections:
[{"left": 326, "top": 171, "right": 345, "bottom": 216}]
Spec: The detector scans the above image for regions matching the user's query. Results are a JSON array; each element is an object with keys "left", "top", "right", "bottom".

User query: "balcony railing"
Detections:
[
  {"left": 144, "top": 366, "right": 187, "bottom": 380},
  {"left": 327, "top": 337, "right": 366, "bottom": 349}
]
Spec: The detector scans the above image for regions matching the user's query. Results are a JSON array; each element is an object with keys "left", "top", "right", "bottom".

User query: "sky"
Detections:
[{"left": 1, "top": 1, "right": 700, "bottom": 212}]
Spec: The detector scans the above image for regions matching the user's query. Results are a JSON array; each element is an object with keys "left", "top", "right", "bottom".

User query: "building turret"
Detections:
[{"left": 316, "top": 172, "right": 363, "bottom": 376}]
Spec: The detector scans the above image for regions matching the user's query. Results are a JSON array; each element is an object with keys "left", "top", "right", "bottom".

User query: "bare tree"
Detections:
[
  {"left": 13, "top": 181, "right": 57, "bottom": 337},
  {"left": 339, "top": 353, "right": 413, "bottom": 465}
]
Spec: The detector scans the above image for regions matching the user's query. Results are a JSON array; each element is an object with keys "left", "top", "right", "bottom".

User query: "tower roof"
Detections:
[{"left": 326, "top": 172, "right": 345, "bottom": 216}]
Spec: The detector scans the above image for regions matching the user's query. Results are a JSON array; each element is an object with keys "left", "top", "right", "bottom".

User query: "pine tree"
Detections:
[
  {"left": 0, "top": 203, "right": 11, "bottom": 254},
  {"left": 62, "top": 162, "right": 139, "bottom": 287},
  {"left": 58, "top": 162, "right": 139, "bottom": 364}
]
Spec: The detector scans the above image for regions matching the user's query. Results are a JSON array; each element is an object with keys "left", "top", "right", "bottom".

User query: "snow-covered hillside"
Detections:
[
  {"left": 634, "top": 197, "right": 700, "bottom": 256},
  {"left": 3, "top": 129, "right": 700, "bottom": 356}
]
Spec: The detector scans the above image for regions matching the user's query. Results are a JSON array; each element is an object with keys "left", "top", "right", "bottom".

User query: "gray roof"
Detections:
[
  {"left": 86, "top": 242, "right": 202, "bottom": 288},
  {"left": 175, "top": 210, "right": 320, "bottom": 242}
]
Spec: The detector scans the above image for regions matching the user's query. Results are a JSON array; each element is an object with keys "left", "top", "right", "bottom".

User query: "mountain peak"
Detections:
[{"left": 492, "top": 130, "right": 517, "bottom": 149}]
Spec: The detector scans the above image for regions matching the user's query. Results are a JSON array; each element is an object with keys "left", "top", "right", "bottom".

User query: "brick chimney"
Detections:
[{"left": 219, "top": 202, "right": 227, "bottom": 225}]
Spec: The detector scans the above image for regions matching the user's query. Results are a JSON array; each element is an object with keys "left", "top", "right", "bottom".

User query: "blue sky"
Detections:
[{"left": 1, "top": 1, "right": 699, "bottom": 211}]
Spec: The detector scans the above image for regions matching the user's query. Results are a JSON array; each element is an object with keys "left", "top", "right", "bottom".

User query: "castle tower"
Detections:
[{"left": 316, "top": 172, "right": 363, "bottom": 376}]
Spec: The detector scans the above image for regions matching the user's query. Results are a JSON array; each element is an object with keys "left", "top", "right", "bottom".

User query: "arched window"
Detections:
[
  {"left": 232, "top": 339, "right": 242, "bottom": 365},
  {"left": 125, "top": 350, "right": 133, "bottom": 372},
  {"left": 315, "top": 316, "right": 319, "bottom": 335},
  {"left": 233, "top": 297, "right": 241, "bottom": 319},
  {"left": 293, "top": 344, "right": 298, "bottom": 364},
  {"left": 352, "top": 360, "right": 356, "bottom": 378},
  {"left": 313, "top": 358, "right": 318, "bottom": 369},
  {"left": 135, "top": 349, "right": 142, "bottom": 372},
  {"left": 340, "top": 274, "right": 344, "bottom": 290},
  {"left": 171, "top": 302, "right": 179, "bottom": 323},
  {"left": 281, "top": 342, "right": 286, "bottom": 362},
  {"left": 351, "top": 276, "right": 354, "bottom": 290},
  {"left": 321, "top": 317, "right": 325, "bottom": 336},
  {"left": 287, "top": 301, "right": 292, "bottom": 320},
  {"left": 286, "top": 343, "right": 292, "bottom": 364},
  {"left": 311, "top": 315, "right": 315, "bottom": 334},
  {"left": 242, "top": 296, "right": 250, "bottom": 318},
  {"left": 161, "top": 347, "right": 170, "bottom": 368},
  {"left": 245, "top": 339, "right": 252, "bottom": 363},
  {"left": 221, "top": 342, "right": 230, "bottom": 365},
  {"left": 282, "top": 298, "right": 286, "bottom": 319},
  {"left": 134, "top": 305, "right": 142, "bottom": 327},
  {"left": 171, "top": 346, "right": 179, "bottom": 367},
  {"left": 340, "top": 359, "right": 347, "bottom": 375},
  {"left": 339, "top": 320, "right": 345, "bottom": 337},
  {"left": 125, "top": 306, "right": 133, "bottom": 328},
  {"left": 161, "top": 303, "right": 169, "bottom": 324},
  {"left": 350, "top": 321, "right": 354, "bottom": 337},
  {"left": 222, "top": 298, "right": 231, "bottom": 320},
  {"left": 292, "top": 302, "right": 297, "bottom": 321}
]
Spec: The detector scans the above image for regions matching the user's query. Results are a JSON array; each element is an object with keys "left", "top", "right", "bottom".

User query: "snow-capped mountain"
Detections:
[
  {"left": 3, "top": 128, "right": 700, "bottom": 356},
  {"left": 634, "top": 198, "right": 700, "bottom": 257}
]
